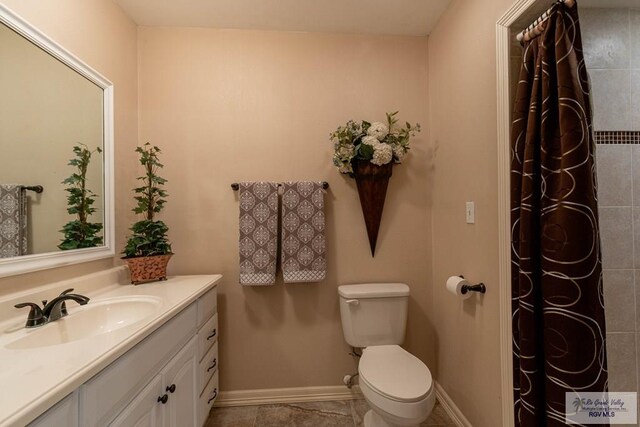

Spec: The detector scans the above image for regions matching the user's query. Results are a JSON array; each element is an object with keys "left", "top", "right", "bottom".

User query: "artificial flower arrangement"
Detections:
[{"left": 331, "top": 111, "right": 421, "bottom": 175}]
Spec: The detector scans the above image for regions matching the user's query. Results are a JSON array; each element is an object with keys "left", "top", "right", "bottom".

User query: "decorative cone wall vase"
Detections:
[{"left": 353, "top": 160, "right": 393, "bottom": 256}]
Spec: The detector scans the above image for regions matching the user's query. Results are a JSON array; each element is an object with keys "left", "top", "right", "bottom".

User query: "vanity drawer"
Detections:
[
  {"left": 81, "top": 302, "right": 197, "bottom": 427},
  {"left": 198, "top": 370, "right": 219, "bottom": 426},
  {"left": 197, "top": 312, "right": 218, "bottom": 361},
  {"left": 197, "top": 287, "right": 217, "bottom": 327},
  {"left": 198, "top": 340, "right": 219, "bottom": 394}
]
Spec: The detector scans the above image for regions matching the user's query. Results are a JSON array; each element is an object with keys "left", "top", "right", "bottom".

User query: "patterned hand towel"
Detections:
[
  {"left": 281, "top": 182, "right": 326, "bottom": 283},
  {"left": 0, "top": 184, "right": 27, "bottom": 258},
  {"left": 238, "top": 182, "right": 279, "bottom": 285}
]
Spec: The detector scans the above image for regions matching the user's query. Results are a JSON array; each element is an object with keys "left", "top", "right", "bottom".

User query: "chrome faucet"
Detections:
[{"left": 14, "top": 288, "right": 90, "bottom": 328}]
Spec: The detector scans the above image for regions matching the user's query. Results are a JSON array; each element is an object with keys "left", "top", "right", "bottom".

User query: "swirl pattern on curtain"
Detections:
[{"left": 511, "top": 3, "right": 608, "bottom": 426}]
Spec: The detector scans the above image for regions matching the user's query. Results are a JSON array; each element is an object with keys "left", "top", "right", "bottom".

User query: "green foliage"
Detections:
[
  {"left": 133, "top": 143, "right": 168, "bottom": 220},
  {"left": 123, "top": 220, "right": 171, "bottom": 258},
  {"left": 58, "top": 144, "right": 103, "bottom": 250},
  {"left": 358, "top": 142, "right": 374, "bottom": 160},
  {"left": 123, "top": 143, "right": 172, "bottom": 258}
]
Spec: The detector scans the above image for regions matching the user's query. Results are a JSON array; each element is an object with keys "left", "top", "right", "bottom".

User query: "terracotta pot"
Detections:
[
  {"left": 353, "top": 160, "right": 393, "bottom": 257},
  {"left": 122, "top": 254, "right": 173, "bottom": 285}
]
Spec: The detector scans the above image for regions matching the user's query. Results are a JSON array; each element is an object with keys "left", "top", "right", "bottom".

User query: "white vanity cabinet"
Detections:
[{"left": 26, "top": 284, "right": 218, "bottom": 427}]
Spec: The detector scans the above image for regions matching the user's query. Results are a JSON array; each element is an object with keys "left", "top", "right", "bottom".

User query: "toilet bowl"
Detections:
[{"left": 358, "top": 345, "right": 435, "bottom": 427}]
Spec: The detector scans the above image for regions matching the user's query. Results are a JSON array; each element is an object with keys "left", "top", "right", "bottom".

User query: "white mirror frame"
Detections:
[{"left": 0, "top": 4, "right": 115, "bottom": 278}]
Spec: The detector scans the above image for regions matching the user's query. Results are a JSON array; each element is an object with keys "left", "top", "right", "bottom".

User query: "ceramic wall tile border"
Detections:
[{"left": 595, "top": 131, "right": 640, "bottom": 144}]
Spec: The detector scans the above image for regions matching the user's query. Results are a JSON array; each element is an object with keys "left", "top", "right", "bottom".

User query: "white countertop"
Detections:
[{"left": 0, "top": 268, "right": 221, "bottom": 426}]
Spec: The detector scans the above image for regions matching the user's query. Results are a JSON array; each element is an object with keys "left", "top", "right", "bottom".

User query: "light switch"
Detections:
[{"left": 466, "top": 202, "right": 475, "bottom": 224}]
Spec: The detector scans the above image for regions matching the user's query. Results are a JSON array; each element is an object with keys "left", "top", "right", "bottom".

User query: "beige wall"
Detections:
[
  {"left": 138, "top": 27, "right": 433, "bottom": 391},
  {"left": 0, "top": 22, "right": 104, "bottom": 255},
  {"left": 0, "top": 0, "right": 138, "bottom": 291},
  {"left": 427, "top": 0, "right": 514, "bottom": 425}
]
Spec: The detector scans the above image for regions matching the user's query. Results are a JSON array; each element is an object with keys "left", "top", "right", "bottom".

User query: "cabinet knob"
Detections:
[
  {"left": 157, "top": 394, "right": 169, "bottom": 404},
  {"left": 207, "top": 329, "right": 217, "bottom": 340},
  {"left": 207, "top": 358, "right": 217, "bottom": 372},
  {"left": 208, "top": 388, "right": 218, "bottom": 404},
  {"left": 166, "top": 384, "right": 176, "bottom": 393}
]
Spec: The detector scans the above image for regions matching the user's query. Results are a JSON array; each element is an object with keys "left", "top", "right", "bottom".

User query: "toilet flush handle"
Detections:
[{"left": 345, "top": 299, "right": 359, "bottom": 306}]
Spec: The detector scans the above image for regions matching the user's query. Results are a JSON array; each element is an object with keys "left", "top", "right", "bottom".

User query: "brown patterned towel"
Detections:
[
  {"left": 0, "top": 184, "right": 27, "bottom": 258},
  {"left": 281, "top": 182, "right": 326, "bottom": 283},
  {"left": 238, "top": 182, "right": 279, "bottom": 285}
]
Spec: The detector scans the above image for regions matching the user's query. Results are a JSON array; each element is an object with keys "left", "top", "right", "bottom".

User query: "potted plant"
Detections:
[
  {"left": 122, "top": 143, "right": 173, "bottom": 284},
  {"left": 59, "top": 144, "right": 103, "bottom": 250},
  {"left": 331, "top": 112, "right": 420, "bottom": 256}
]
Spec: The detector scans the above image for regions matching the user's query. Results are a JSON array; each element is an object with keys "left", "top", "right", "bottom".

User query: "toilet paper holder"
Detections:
[{"left": 459, "top": 275, "right": 486, "bottom": 295}]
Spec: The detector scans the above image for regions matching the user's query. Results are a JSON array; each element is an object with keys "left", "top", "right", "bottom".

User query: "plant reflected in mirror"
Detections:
[{"left": 58, "top": 144, "right": 103, "bottom": 250}]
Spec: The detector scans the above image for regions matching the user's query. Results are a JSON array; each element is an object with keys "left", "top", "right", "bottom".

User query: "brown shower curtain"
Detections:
[{"left": 511, "top": 3, "right": 608, "bottom": 426}]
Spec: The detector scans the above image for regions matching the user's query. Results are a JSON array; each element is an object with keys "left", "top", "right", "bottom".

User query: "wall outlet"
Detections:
[{"left": 466, "top": 202, "right": 475, "bottom": 224}]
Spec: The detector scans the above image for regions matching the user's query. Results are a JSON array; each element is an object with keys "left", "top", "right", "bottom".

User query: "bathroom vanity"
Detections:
[{"left": 0, "top": 268, "right": 221, "bottom": 426}]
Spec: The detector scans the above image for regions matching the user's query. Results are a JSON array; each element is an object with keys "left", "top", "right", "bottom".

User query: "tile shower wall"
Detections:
[
  {"left": 582, "top": 8, "right": 640, "bottom": 132},
  {"left": 582, "top": 8, "right": 640, "bottom": 401}
]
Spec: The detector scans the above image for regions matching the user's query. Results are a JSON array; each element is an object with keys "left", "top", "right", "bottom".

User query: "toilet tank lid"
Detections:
[{"left": 338, "top": 283, "right": 410, "bottom": 298}]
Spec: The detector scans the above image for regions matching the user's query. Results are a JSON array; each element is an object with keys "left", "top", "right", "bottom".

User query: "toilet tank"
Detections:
[{"left": 338, "top": 283, "right": 410, "bottom": 348}]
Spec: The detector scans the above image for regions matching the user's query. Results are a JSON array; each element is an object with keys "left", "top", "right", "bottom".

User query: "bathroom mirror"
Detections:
[{"left": 0, "top": 4, "right": 114, "bottom": 278}]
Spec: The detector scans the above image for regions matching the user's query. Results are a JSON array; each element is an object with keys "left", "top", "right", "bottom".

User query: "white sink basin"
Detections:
[{"left": 5, "top": 296, "right": 162, "bottom": 350}]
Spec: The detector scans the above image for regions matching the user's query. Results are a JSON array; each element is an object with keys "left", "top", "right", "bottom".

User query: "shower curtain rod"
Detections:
[{"left": 516, "top": 0, "right": 576, "bottom": 43}]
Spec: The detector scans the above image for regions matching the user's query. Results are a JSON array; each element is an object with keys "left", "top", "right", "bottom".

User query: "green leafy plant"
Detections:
[
  {"left": 122, "top": 143, "right": 172, "bottom": 258},
  {"left": 331, "top": 111, "right": 421, "bottom": 175},
  {"left": 58, "top": 144, "right": 103, "bottom": 250}
]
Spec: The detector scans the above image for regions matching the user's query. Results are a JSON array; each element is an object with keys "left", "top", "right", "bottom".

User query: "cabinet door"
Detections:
[
  {"left": 163, "top": 337, "right": 197, "bottom": 427},
  {"left": 109, "top": 375, "right": 163, "bottom": 427},
  {"left": 29, "top": 392, "right": 78, "bottom": 427}
]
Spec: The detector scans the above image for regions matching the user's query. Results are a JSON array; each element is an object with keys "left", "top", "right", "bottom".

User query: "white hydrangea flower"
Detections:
[
  {"left": 338, "top": 163, "right": 353, "bottom": 174},
  {"left": 367, "top": 122, "right": 389, "bottom": 141},
  {"left": 338, "top": 144, "right": 355, "bottom": 157},
  {"left": 371, "top": 144, "right": 393, "bottom": 166},
  {"left": 361, "top": 135, "right": 379, "bottom": 146},
  {"left": 393, "top": 144, "right": 407, "bottom": 163}
]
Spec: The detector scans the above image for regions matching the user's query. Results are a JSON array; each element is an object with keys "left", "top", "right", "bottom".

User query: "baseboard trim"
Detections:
[
  {"left": 214, "top": 385, "right": 363, "bottom": 407},
  {"left": 215, "top": 382, "right": 472, "bottom": 427},
  {"left": 434, "top": 381, "right": 472, "bottom": 427}
]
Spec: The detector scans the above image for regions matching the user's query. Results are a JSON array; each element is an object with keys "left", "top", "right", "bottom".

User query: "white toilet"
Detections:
[{"left": 338, "top": 283, "right": 435, "bottom": 427}]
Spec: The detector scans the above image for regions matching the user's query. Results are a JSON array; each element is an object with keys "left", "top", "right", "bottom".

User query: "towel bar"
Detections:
[
  {"left": 231, "top": 182, "right": 329, "bottom": 191},
  {"left": 21, "top": 185, "right": 44, "bottom": 193}
]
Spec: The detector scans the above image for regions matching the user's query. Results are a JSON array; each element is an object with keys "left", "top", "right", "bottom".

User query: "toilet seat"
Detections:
[{"left": 359, "top": 345, "right": 432, "bottom": 403}]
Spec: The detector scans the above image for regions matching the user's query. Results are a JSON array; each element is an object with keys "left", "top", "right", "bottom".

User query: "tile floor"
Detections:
[{"left": 206, "top": 399, "right": 455, "bottom": 426}]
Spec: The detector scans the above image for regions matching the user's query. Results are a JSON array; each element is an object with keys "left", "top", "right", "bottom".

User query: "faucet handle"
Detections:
[
  {"left": 60, "top": 288, "right": 74, "bottom": 296},
  {"left": 14, "top": 302, "right": 46, "bottom": 328}
]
